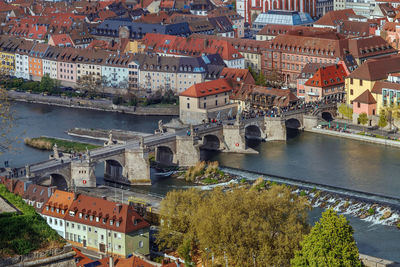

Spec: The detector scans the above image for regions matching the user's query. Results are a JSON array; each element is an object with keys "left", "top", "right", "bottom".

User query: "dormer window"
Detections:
[
  {"left": 79, "top": 213, "right": 82, "bottom": 218},
  {"left": 51, "top": 207, "right": 54, "bottom": 212},
  {"left": 90, "top": 215, "right": 93, "bottom": 221},
  {"left": 103, "top": 218, "right": 106, "bottom": 224},
  {"left": 69, "top": 211, "right": 75, "bottom": 216},
  {"left": 56, "top": 208, "right": 59, "bottom": 213},
  {"left": 110, "top": 220, "right": 113, "bottom": 226},
  {"left": 62, "top": 210, "right": 65, "bottom": 214},
  {"left": 116, "top": 221, "right": 120, "bottom": 227},
  {"left": 46, "top": 206, "right": 49, "bottom": 211},
  {"left": 96, "top": 217, "right": 99, "bottom": 222}
]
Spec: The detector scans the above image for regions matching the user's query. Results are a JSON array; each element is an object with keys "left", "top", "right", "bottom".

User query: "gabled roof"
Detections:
[
  {"left": 42, "top": 190, "right": 75, "bottom": 219},
  {"left": 67, "top": 194, "right": 150, "bottom": 233},
  {"left": 305, "top": 64, "right": 347, "bottom": 88},
  {"left": 50, "top": 34, "right": 74, "bottom": 47},
  {"left": 353, "top": 89, "right": 377, "bottom": 104},
  {"left": 371, "top": 81, "right": 400, "bottom": 94},
  {"left": 219, "top": 67, "right": 255, "bottom": 84},
  {"left": 348, "top": 55, "right": 400, "bottom": 80},
  {"left": 315, "top": 9, "right": 356, "bottom": 27},
  {"left": 180, "top": 78, "right": 233, "bottom": 98}
]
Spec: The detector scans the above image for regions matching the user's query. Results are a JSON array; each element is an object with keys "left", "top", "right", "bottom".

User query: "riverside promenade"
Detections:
[{"left": 6, "top": 90, "right": 179, "bottom": 116}]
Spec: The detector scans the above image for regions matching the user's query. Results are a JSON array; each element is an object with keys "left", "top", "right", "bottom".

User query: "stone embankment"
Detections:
[
  {"left": 309, "top": 127, "right": 400, "bottom": 148},
  {"left": 7, "top": 90, "right": 179, "bottom": 116},
  {"left": 0, "top": 244, "right": 76, "bottom": 267}
]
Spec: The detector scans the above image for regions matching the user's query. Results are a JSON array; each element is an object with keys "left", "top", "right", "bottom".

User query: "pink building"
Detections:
[
  {"left": 57, "top": 48, "right": 77, "bottom": 86},
  {"left": 353, "top": 90, "right": 377, "bottom": 116}
]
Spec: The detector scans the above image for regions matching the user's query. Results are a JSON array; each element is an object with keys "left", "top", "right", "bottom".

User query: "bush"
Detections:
[
  {"left": 240, "top": 178, "right": 247, "bottom": 184},
  {"left": 299, "top": 190, "right": 307, "bottom": 197},
  {"left": 204, "top": 161, "right": 219, "bottom": 176},
  {"left": 367, "top": 207, "right": 375, "bottom": 215},
  {"left": 202, "top": 178, "right": 219, "bottom": 184},
  {"left": 184, "top": 161, "right": 206, "bottom": 182}
]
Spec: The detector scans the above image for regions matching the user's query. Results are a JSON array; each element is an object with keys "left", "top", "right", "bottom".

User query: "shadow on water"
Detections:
[{"left": 287, "top": 128, "right": 300, "bottom": 139}]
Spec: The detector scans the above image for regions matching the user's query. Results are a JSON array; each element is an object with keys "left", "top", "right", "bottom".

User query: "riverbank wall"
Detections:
[
  {"left": 307, "top": 128, "right": 400, "bottom": 148},
  {"left": 7, "top": 90, "right": 179, "bottom": 116}
]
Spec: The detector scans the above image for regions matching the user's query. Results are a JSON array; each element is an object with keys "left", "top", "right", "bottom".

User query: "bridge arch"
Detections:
[
  {"left": 105, "top": 159, "right": 124, "bottom": 179},
  {"left": 245, "top": 124, "right": 263, "bottom": 139},
  {"left": 285, "top": 118, "right": 302, "bottom": 129},
  {"left": 201, "top": 134, "right": 221, "bottom": 150},
  {"left": 156, "top": 145, "right": 175, "bottom": 165},
  {"left": 321, "top": 111, "right": 334, "bottom": 122},
  {"left": 37, "top": 173, "right": 69, "bottom": 191}
]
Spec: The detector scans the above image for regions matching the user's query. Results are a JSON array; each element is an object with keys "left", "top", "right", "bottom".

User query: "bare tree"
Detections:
[{"left": 77, "top": 74, "right": 101, "bottom": 97}]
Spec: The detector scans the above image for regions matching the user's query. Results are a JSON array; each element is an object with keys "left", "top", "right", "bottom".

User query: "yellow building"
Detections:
[
  {"left": 0, "top": 51, "right": 15, "bottom": 75},
  {"left": 346, "top": 55, "right": 400, "bottom": 106},
  {"left": 123, "top": 40, "right": 145, "bottom": 54}
]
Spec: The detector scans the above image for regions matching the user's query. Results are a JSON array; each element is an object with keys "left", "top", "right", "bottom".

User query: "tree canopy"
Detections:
[
  {"left": 157, "top": 185, "right": 310, "bottom": 266},
  {"left": 338, "top": 104, "right": 353, "bottom": 120},
  {"left": 378, "top": 110, "right": 388, "bottom": 129},
  {"left": 291, "top": 209, "right": 362, "bottom": 267}
]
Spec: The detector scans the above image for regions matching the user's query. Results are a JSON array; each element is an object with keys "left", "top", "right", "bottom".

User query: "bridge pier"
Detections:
[
  {"left": 303, "top": 115, "right": 319, "bottom": 131},
  {"left": 264, "top": 117, "right": 287, "bottom": 141},
  {"left": 71, "top": 160, "right": 96, "bottom": 187},
  {"left": 222, "top": 124, "right": 255, "bottom": 153},
  {"left": 124, "top": 147, "right": 151, "bottom": 185},
  {"left": 175, "top": 136, "right": 201, "bottom": 166}
]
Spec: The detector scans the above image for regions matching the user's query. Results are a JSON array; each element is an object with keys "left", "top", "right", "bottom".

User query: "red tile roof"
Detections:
[
  {"left": 315, "top": 9, "right": 356, "bottom": 27},
  {"left": 67, "top": 194, "right": 150, "bottom": 233},
  {"left": 50, "top": 34, "right": 74, "bottom": 47},
  {"left": 353, "top": 89, "right": 377, "bottom": 104},
  {"left": 219, "top": 67, "right": 255, "bottom": 84},
  {"left": 142, "top": 33, "right": 242, "bottom": 61},
  {"left": 180, "top": 78, "right": 233, "bottom": 98},
  {"left": 305, "top": 64, "right": 347, "bottom": 88}
]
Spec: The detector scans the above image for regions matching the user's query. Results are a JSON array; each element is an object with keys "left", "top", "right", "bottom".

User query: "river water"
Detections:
[{"left": 2, "top": 102, "right": 400, "bottom": 261}]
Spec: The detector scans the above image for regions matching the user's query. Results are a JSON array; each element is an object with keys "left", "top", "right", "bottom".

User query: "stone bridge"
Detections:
[{"left": 11, "top": 106, "right": 334, "bottom": 189}]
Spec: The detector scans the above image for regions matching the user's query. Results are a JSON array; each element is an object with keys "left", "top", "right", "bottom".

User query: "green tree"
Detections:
[
  {"left": 378, "top": 109, "right": 388, "bottom": 130},
  {"left": 358, "top": 112, "right": 368, "bottom": 133},
  {"left": 158, "top": 185, "right": 310, "bottom": 266},
  {"left": 291, "top": 209, "right": 362, "bottom": 267},
  {"left": 256, "top": 71, "right": 266, "bottom": 86},
  {"left": 338, "top": 104, "right": 353, "bottom": 120},
  {"left": 39, "top": 74, "right": 54, "bottom": 93}
]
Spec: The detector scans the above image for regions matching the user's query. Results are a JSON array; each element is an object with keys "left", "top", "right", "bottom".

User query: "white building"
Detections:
[
  {"left": 41, "top": 190, "right": 75, "bottom": 239},
  {"left": 42, "top": 46, "right": 61, "bottom": 80},
  {"left": 14, "top": 41, "right": 34, "bottom": 79}
]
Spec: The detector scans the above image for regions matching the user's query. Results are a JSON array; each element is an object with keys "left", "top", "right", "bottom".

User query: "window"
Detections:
[
  {"left": 187, "top": 103, "right": 190, "bottom": 109},
  {"left": 72, "top": 223, "right": 74, "bottom": 229},
  {"left": 215, "top": 100, "right": 218, "bottom": 106},
  {"left": 60, "top": 221, "right": 63, "bottom": 226},
  {"left": 117, "top": 233, "right": 121, "bottom": 239},
  {"left": 78, "top": 225, "right": 80, "bottom": 230},
  {"left": 360, "top": 80, "right": 363, "bottom": 86},
  {"left": 357, "top": 102, "right": 360, "bottom": 108},
  {"left": 139, "top": 241, "right": 144, "bottom": 248},
  {"left": 350, "top": 78, "right": 353, "bottom": 85},
  {"left": 373, "top": 109, "right": 375, "bottom": 115},
  {"left": 88, "top": 227, "right": 91, "bottom": 232},
  {"left": 350, "top": 89, "right": 354, "bottom": 95},
  {"left": 203, "top": 103, "right": 206, "bottom": 108},
  {"left": 67, "top": 222, "right": 69, "bottom": 227}
]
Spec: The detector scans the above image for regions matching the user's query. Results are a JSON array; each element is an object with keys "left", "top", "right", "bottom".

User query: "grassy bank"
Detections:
[
  {"left": 24, "top": 136, "right": 99, "bottom": 153},
  {"left": 0, "top": 184, "right": 65, "bottom": 257},
  {"left": 357, "top": 132, "right": 400, "bottom": 141}
]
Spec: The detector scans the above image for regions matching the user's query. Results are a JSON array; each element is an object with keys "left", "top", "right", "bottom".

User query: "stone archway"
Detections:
[
  {"left": 201, "top": 135, "right": 221, "bottom": 150},
  {"left": 156, "top": 146, "right": 175, "bottom": 165},
  {"left": 245, "top": 125, "right": 262, "bottom": 139},
  {"left": 321, "top": 111, "right": 334, "bottom": 122},
  {"left": 105, "top": 159, "right": 124, "bottom": 179},
  {"left": 38, "top": 173, "right": 69, "bottom": 191},
  {"left": 285, "top": 118, "right": 302, "bottom": 129}
]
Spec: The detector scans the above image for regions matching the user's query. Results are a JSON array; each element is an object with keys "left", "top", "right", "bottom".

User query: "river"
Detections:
[{"left": 2, "top": 102, "right": 400, "bottom": 261}]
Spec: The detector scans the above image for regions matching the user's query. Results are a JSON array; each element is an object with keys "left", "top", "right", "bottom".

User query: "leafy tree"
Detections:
[
  {"left": 157, "top": 186, "right": 310, "bottom": 266},
  {"left": 39, "top": 74, "right": 55, "bottom": 93},
  {"left": 378, "top": 109, "right": 388, "bottom": 130},
  {"left": 291, "top": 209, "right": 362, "bottom": 267},
  {"left": 256, "top": 71, "right": 266, "bottom": 86},
  {"left": 338, "top": 104, "right": 353, "bottom": 120},
  {"left": 382, "top": 104, "right": 400, "bottom": 131},
  {"left": 358, "top": 112, "right": 368, "bottom": 133}
]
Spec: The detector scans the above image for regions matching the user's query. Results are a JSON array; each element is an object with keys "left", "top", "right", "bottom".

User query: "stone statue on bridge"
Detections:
[
  {"left": 105, "top": 131, "right": 115, "bottom": 146},
  {"left": 53, "top": 143, "right": 60, "bottom": 159},
  {"left": 158, "top": 120, "right": 165, "bottom": 134}
]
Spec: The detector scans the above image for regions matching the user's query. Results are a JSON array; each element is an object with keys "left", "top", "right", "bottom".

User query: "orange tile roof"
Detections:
[
  {"left": 371, "top": 80, "right": 400, "bottom": 94},
  {"left": 50, "top": 34, "right": 74, "bottom": 46},
  {"left": 219, "top": 67, "right": 255, "bottom": 83},
  {"left": 42, "top": 190, "right": 75, "bottom": 219},
  {"left": 315, "top": 9, "right": 356, "bottom": 27},
  {"left": 305, "top": 64, "right": 347, "bottom": 88},
  {"left": 348, "top": 54, "right": 400, "bottom": 80},
  {"left": 180, "top": 78, "right": 233, "bottom": 98}
]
